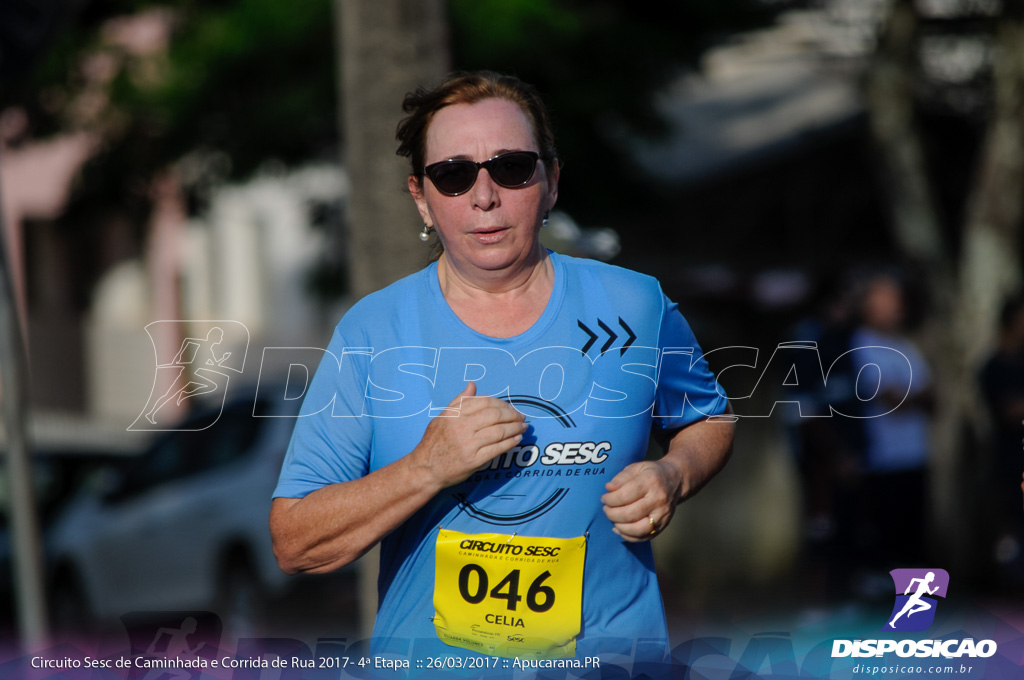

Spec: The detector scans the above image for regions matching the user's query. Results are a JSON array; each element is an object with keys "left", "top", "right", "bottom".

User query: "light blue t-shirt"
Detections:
[
  {"left": 274, "top": 252, "right": 728, "bottom": 664},
  {"left": 850, "top": 327, "right": 931, "bottom": 472}
]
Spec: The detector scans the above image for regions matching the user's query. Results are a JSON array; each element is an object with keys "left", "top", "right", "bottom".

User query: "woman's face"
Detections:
[{"left": 410, "top": 98, "right": 559, "bottom": 276}]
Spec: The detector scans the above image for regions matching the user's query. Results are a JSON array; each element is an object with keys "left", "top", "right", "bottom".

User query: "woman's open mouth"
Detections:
[{"left": 469, "top": 226, "right": 510, "bottom": 243}]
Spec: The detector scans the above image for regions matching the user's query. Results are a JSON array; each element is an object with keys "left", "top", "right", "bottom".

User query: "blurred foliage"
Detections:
[
  {"left": 449, "top": 0, "right": 778, "bottom": 225},
  {"left": 108, "top": 0, "right": 336, "bottom": 176},
  {"left": 0, "top": 0, "right": 75, "bottom": 83},
  {"left": 1, "top": 0, "right": 778, "bottom": 291},
  {"left": 5, "top": 0, "right": 336, "bottom": 223},
  {"left": 6, "top": 0, "right": 775, "bottom": 210}
]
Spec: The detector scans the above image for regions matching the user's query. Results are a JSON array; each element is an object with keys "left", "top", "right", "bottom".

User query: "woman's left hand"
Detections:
[
  {"left": 601, "top": 415, "right": 735, "bottom": 542},
  {"left": 601, "top": 460, "right": 681, "bottom": 542}
]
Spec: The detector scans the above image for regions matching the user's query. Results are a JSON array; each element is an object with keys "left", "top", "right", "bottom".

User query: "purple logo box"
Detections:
[{"left": 883, "top": 568, "right": 950, "bottom": 632}]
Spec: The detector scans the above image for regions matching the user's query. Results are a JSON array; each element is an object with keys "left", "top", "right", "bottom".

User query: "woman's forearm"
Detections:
[
  {"left": 270, "top": 384, "right": 527, "bottom": 574},
  {"left": 270, "top": 453, "right": 444, "bottom": 574},
  {"left": 660, "top": 411, "right": 735, "bottom": 504}
]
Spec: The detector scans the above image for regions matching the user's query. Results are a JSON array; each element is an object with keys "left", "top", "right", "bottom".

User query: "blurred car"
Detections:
[
  {"left": 0, "top": 416, "right": 145, "bottom": 631},
  {"left": 46, "top": 392, "right": 300, "bottom": 632}
]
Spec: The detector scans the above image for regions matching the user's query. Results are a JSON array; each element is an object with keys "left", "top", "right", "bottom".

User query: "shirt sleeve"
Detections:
[
  {"left": 273, "top": 324, "right": 374, "bottom": 499},
  {"left": 653, "top": 293, "right": 729, "bottom": 431}
]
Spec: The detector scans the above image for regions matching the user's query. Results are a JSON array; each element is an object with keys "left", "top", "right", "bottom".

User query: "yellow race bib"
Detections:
[{"left": 433, "top": 529, "right": 586, "bottom": 659}]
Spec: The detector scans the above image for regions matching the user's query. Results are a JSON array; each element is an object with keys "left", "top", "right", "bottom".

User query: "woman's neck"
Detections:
[{"left": 437, "top": 247, "right": 554, "bottom": 338}]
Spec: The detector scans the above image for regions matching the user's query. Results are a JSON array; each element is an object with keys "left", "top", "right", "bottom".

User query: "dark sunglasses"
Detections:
[{"left": 422, "top": 151, "right": 543, "bottom": 196}]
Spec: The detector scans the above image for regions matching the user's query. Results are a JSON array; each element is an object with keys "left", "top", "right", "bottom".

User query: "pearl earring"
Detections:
[
  {"left": 542, "top": 211, "right": 550, "bottom": 229},
  {"left": 420, "top": 223, "right": 432, "bottom": 242}
]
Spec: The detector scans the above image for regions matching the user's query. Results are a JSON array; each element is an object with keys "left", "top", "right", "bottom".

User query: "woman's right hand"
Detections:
[{"left": 411, "top": 381, "right": 527, "bottom": 489}]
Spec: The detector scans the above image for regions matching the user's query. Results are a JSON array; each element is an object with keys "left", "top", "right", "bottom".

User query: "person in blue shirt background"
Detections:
[{"left": 269, "top": 71, "right": 734, "bottom": 674}]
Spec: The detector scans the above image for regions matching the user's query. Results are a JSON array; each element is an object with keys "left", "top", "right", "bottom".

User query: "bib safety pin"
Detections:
[
  {"left": 579, "top": 531, "right": 589, "bottom": 547},
  {"left": 505, "top": 532, "right": 518, "bottom": 544}
]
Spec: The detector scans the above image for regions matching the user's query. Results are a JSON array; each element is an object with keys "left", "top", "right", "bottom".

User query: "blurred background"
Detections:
[{"left": 0, "top": 0, "right": 1022, "bottom": 651}]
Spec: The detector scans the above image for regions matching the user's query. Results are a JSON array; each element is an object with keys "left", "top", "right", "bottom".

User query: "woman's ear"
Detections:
[
  {"left": 409, "top": 175, "right": 431, "bottom": 224},
  {"left": 545, "top": 160, "right": 560, "bottom": 213}
]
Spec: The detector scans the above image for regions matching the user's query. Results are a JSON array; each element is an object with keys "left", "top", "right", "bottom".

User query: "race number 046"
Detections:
[{"left": 457, "top": 564, "right": 555, "bottom": 612}]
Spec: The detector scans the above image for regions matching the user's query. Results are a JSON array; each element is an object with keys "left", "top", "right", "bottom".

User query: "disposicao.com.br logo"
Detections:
[
  {"left": 832, "top": 569, "right": 997, "bottom": 660},
  {"left": 885, "top": 568, "right": 949, "bottom": 633}
]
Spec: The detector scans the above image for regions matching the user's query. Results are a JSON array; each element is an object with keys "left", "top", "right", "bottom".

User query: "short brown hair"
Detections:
[{"left": 396, "top": 70, "right": 559, "bottom": 180}]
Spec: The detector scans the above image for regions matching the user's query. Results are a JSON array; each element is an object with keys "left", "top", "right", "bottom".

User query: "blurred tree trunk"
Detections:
[
  {"left": 866, "top": 0, "right": 946, "bottom": 269},
  {"left": 955, "top": 12, "right": 1024, "bottom": 399},
  {"left": 942, "top": 6, "right": 1024, "bottom": 571},
  {"left": 0, "top": 149, "right": 48, "bottom": 646},
  {"left": 338, "top": 0, "right": 449, "bottom": 299},
  {"left": 335, "top": 0, "right": 448, "bottom": 637},
  {"left": 866, "top": 0, "right": 1024, "bottom": 570}
]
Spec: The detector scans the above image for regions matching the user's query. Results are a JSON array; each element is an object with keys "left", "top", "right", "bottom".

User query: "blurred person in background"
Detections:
[
  {"left": 850, "top": 272, "right": 935, "bottom": 581},
  {"left": 789, "top": 273, "right": 865, "bottom": 603},
  {"left": 979, "top": 294, "right": 1024, "bottom": 581},
  {"left": 268, "top": 71, "right": 733, "bottom": 670}
]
